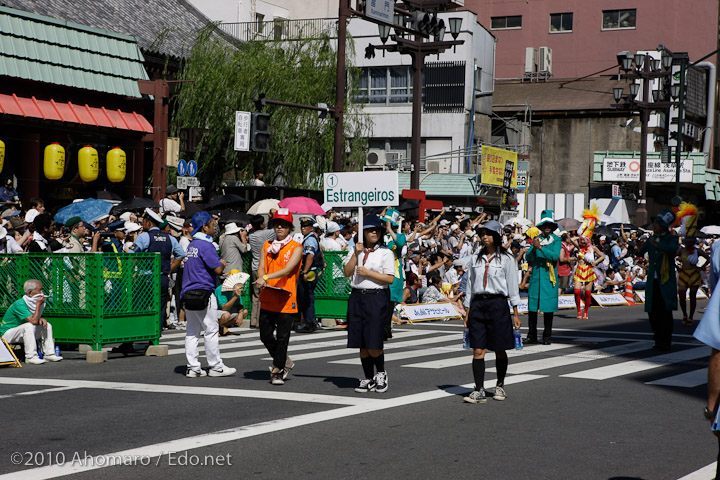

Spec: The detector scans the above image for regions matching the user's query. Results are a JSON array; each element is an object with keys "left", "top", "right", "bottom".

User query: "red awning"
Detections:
[{"left": 0, "top": 93, "right": 153, "bottom": 133}]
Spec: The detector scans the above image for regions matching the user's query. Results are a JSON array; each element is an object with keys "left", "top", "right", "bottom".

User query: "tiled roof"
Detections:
[
  {"left": 493, "top": 77, "right": 627, "bottom": 113},
  {"left": 0, "top": 0, "right": 215, "bottom": 58},
  {"left": 0, "top": 6, "right": 149, "bottom": 97},
  {"left": 398, "top": 172, "right": 479, "bottom": 197}
]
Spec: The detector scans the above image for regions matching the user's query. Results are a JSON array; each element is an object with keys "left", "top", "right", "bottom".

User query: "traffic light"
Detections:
[{"left": 251, "top": 112, "right": 270, "bottom": 152}]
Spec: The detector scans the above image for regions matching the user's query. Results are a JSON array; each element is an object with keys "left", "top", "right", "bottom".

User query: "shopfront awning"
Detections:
[{"left": 0, "top": 93, "right": 152, "bottom": 133}]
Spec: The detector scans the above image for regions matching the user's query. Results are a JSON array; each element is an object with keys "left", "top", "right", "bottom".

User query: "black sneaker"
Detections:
[
  {"left": 355, "top": 378, "right": 376, "bottom": 393},
  {"left": 374, "top": 371, "right": 388, "bottom": 393}
]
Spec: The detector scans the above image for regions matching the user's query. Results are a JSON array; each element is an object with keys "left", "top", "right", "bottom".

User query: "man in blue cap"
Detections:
[
  {"left": 182, "top": 211, "right": 236, "bottom": 377},
  {"left": 525, "top": 209, "right": 561, "bottom": 345},
  {"left": 133, "top": 207, "right": 185, "bottom": 331},
  {"left": 640, "top": 209, "right": 679, "bottom": 351}
]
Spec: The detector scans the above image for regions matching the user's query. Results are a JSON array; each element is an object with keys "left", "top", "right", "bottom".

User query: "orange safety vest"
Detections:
[{"left": 259, "top": 239, "right": 302, "bottom": 313}]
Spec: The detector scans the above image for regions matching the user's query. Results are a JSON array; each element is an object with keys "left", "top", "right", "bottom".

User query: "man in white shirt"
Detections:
[
  {"left": 321, "top": 221, "right": 343, "bottom": 251},
  {"left": 159, "top": 186, "right": 185, "bottom": 215}
]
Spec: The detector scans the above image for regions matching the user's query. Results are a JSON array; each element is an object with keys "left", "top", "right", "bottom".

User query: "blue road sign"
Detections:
[
  {"left": 177, "top": 159, "right": 187, "bottom": 177},
  {"left": 187, "top": 160, "right": 198, "bottom": 177}
]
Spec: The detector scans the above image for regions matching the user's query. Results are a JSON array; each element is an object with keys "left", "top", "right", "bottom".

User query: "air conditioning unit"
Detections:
[
  {"left": 524, "top": 47, "right": 537, "bottom": 73},
  {"left": 538, "top": 46, "right": 552, "bottom": 74},
  {"left": 426, "top": 160, "right": 441, "bottom": 173},
  {"left": 366, "top": 150, "right": 387, "bottom": 166}
]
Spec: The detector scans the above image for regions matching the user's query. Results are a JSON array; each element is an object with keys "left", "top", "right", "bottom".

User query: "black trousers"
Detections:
[
  {"left": 159, "top": 275, "right": 169, "bottom": 330},
  {"left": 648, "top": 283, "right": 674, "bottom": 349},
  {"left": 527, "top": 311, "right": 553, "bottom": 341},
  {"left": 259, "top": 309, "right": 294, "bottom": 369}
]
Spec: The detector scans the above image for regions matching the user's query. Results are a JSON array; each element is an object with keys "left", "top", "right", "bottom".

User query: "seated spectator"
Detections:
[
  {"left": 214, "top": 272, "right": 248, "bottom": 336},
  {"left": 422, "top": 273, "right": 465, "bottom": 314},
  {"left": 602, "top": 265, "right": 627, "bottom": 293},
  {"left": 0, "top": 179, "right": 19, "bottom": 205},
  {"left": 0, "top": 279, "right": 62, "bottom": 364},
  {"left": 25, "top": 198, "right": 45, "bottom": 224},
  {"left": 28, "top": 213, "right": 53, "bottom": 252}
]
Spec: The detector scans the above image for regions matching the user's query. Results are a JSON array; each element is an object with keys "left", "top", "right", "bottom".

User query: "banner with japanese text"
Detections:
[{"left": 481, "top": 146, "right": 517, "bottom": 188}]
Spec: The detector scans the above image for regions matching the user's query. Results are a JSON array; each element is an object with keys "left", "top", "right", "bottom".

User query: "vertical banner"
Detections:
[{"left": 481, "top": 146, "right": 518, "bottom": 187}]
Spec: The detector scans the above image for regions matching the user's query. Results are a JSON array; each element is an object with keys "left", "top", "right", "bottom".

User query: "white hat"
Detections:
[
  {"left": 326, "top": 221, "right": 341, "bottom": 234},
  {"left": 144, "top": 207, "right": 162, "bottom": 224},
  {"left": 0, "top": 226, "right": 7, "bottom": 240},
  {"left": 119, "top": 212, "right": 132, "bottom": 222},
  {"left": 224, "top": 222, "right": 242, "bottom": 235},
  {"left": 450, "top": 224, "right": 459, "bottom": 232},
  {"left": 166, "top": 216, "right": 184, "bottom": 231},
  {"left": 439, "top": 219, "right": 450, "bottom": 226},
  {"left": 466, "top": 229, "right": 477, "bottom": 238},
  {"left": 25, "top": 209, "right": 40, "bottom": 223},
  {"left": 124, "top": 222, "right": 141, "bottom": 234}
]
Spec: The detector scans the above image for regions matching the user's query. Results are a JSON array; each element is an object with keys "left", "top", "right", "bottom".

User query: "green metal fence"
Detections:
[{"left": 0, "top": 253, "right": 160, "bottom": 350}]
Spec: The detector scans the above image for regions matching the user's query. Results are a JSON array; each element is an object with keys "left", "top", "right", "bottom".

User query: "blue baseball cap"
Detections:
[
  {"left": 191, "top": 211, "right": 212, "bottom": 236},
  {"left": 363, "top": 214, "right": 383, "bottom": 230}
]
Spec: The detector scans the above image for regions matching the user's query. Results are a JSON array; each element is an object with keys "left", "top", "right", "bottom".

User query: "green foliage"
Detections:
[{"left": 171, "top": 24, "right": 371, "bottom": 191}]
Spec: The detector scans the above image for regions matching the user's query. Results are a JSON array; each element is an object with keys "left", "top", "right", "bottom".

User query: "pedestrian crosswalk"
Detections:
[{"left": 158, "top": 326, "right": 711, "bottom": 389}]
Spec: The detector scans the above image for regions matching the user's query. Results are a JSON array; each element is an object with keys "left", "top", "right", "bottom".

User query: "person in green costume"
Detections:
[
  {"left": 382, "top": 208, "right": 406, "bottom": 340},
  {"left": 525, "top": 210, "right": 561, "bottom": 345}
]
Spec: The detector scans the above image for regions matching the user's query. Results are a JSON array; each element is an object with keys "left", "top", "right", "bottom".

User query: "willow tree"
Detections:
[{"left": 171, "top": 24, "right": 371, "bottom": 190}]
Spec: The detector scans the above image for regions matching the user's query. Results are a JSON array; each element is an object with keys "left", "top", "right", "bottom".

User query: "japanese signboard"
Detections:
[
  {"left": 234, "top": 111, "right": 251, "bottom": 152},
  {"left": 602, "top": 158, "right": 693, "bottom": 183},
  {"left": 481, "top": 146, "right": 517, "bottom": 188},
  {"left": 365, "top": 0, "right": 393, "bottom": 24}
]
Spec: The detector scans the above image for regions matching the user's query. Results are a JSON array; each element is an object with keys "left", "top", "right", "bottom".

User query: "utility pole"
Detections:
[{"left": 333, "top": 0, "right": 349, "bottom": 172}]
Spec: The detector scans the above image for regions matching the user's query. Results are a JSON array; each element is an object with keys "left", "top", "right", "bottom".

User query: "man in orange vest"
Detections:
[{"left": 254, "top": 209, "right": 303, "bottom": 385}]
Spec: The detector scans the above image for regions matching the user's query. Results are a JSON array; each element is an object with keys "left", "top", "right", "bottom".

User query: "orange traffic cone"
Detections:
[{"left": 624, "top": 281, "right": 635, "bottom": 305}]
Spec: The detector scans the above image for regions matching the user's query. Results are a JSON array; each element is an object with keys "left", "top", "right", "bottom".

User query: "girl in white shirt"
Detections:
[{"left": 343, "top": 215, "right": 395, "bottom": 394}]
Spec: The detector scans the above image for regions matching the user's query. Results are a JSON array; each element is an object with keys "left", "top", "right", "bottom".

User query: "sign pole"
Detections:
[{"left": 358, "top": 207, "right": 364, "bottom": 245}]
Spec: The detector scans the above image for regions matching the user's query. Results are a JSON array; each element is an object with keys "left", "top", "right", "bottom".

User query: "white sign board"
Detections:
[
  {"left": 403, "top": 303, "right": 462, "bottom": 322},
  {"left": 602, "top": 158, "right": 693, "bottom": 183},
  {"left": 177, "top": 177, "right": 200, "bottom": 190},
  {"left": 234, "top": 111, "right": 251, "bottom": 152},
  {"left": 636, "top": 290, "right": 645, "bottom": 303},
  {"left": 511, "top": 295, "right": 576, "bottom": 315},
  {"left": 322, "top": 171, "right": 399, "bottom": 209},
  {"left": 366, "top": 0, "right": 393, "bottom": 24},
  {"left": 592, "top": 293, "right": 628, "bottom": 306}
]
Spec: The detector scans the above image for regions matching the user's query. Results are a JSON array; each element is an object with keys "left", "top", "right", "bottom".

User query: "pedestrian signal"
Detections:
[{"left": 251, "top": 113, "right": 270, "bottom": 153}]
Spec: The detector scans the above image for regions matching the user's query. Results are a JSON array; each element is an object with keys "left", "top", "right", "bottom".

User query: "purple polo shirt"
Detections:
[{"left": 181, "top": 238, "right": 223, "bottom": 297}]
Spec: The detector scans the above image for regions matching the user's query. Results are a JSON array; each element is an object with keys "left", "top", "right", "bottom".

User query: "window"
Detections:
[
  {"left": 354, "top": 67, "right": 413, "bottom": 105},
  {"left": 491, "top": 16, "right": 522, "bottom": 30},
  {"left": 602, "top": 9, "right": 636, "bottom": 30},
  {"left": 550, "top": 13, "right": 573, "bottom": 32}
]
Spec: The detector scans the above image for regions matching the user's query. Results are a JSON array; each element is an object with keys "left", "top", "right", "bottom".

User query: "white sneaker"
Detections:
[
  {"left": 44, "top": 354, "right": 63, "bottom": 362},
  {"left": 26, "top": 356, "right": 47, "bottom": 365},
  {"left": 208, "top": 365, "right": 236, "bottom": 377},
  {"left": 186, "top": 368, "right": 207, "bottom": 378}
]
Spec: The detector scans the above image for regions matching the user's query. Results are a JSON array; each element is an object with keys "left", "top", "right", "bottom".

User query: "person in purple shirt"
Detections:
[{"left": 182, "top": 211, "right": 236, "bottom": 378}]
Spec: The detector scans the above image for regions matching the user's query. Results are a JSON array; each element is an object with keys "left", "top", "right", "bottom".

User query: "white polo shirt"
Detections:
[{"left": 344, "top": 247, "right": 395, "bottom": 289}]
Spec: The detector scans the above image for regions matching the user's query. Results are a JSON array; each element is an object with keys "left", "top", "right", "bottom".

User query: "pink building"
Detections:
[{"left": 466, "top": 0, "right": 719, "bottom": 79}]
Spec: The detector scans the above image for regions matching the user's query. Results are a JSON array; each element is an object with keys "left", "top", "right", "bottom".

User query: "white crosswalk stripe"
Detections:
[{"left": 158, "top": 326, "right": 711, "bottom": 389}]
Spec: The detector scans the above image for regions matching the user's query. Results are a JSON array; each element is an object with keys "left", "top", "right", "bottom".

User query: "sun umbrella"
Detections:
[
  {"left": 247, "top": 198, "right": 280, "bottom": 215},
  {"left": 557, "top": 218, "right": 581, "bottom": 231},
  {"left": 278, "top": 196, "right": 326, "bottom": 215},
  {"left": 206, "top": 194, "right": 245, "bottom": 210},
  {"left": 218, "top": 209, "right": 252, "bottom": 225},
  {"left": 95, "top": 190, "right": 122, "bottom": 201},
  {"left": 115, "top": 197, "right": 159, "bottom": 212},
  {"left": 701, "top": 225, "right": 720, "bottom": 235},
  {"left": 608, "top": 222, "right": 639, "bottom": 231},
  {"left": 55, "top": 198, "right": 113, "bottom": 225},
  {"left": 176, "top": 201, "right": 203, "bottom": 218},
  {"left": 397, "top": 199, "right": 420, "bottom": 211},
  {"left": 595, "top": 225, "right": 614, "bottom": 237},
  {"left": 504, "top": 216, "right": 532, "bottom": 227}
]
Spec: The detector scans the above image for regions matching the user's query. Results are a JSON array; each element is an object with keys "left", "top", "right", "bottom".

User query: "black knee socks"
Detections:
[
  {"left": 495, "top": 353, "right": 508, "bottom": 386},
  {"left": 472, "top": 358, "right": 485, "bottom": 391},
  {"left": 360, "top": 355, "right": 374, "bottom": 379},
  {"left": 373, "top": 353, "right": 385, "bottom": 373}
]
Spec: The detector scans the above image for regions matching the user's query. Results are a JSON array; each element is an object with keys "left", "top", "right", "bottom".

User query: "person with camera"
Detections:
[{"left": 182, "top": 211, "right": 236, "bottom": 378}]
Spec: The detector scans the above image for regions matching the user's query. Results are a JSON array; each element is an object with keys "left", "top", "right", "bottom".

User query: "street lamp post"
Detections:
[{"left": 613, "top": 50, "right": 676, "bottom": 226}]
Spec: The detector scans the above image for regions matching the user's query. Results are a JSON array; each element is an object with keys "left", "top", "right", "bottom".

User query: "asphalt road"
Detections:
[{"left": 0, "top": 301, "right": 717, "bottom": 480}]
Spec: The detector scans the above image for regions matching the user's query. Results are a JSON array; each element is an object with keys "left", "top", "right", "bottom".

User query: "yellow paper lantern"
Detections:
[
  {"left": 44, "top": 142, "right": 65, "bottom": 180},
  {"left": 0, "top": 139, "right": 5, "bottom": 175},
  {"left": 106, "top": 147, "right": 126, "bottom": 183},
  {"left": 78, "top": 145, "right": 99, "bottom": 182}
]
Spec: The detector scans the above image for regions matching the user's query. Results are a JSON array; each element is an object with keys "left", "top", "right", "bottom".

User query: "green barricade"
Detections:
[
  {"left": 0, "top": 253, "right": 160, "bottom": 350},
  {"left": 315, "top": 251, "right": 351, "bottom": 320}
]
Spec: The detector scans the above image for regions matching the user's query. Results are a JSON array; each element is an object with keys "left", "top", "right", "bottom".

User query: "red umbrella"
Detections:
[{"left": 278, "top": 196, "right": 326, "bottom": 215}]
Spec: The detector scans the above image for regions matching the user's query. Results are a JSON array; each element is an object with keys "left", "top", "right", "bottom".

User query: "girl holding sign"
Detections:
[
  {"left": 462, "top": 220, "right": 521, "bottom": 404},
  {"left": 343, "top": 214, "right": 395, "bottom": 393}
]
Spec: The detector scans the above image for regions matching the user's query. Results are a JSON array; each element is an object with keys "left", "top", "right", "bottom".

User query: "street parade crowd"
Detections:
[{"left": 2, "top": 180, "right": 720, "bottom": 411}]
